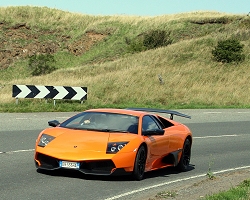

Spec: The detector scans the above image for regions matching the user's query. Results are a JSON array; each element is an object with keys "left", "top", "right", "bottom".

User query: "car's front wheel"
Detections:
[
  {"left": 132, "top": 145, "right": 146, "bottom": 181},
  {"left": 177, "top": 138, "right": 191, "bottom": 171}
]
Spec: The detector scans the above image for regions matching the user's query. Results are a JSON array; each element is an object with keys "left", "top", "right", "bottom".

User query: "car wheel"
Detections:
[
  {"left": 36, "top": 168, "right": 49, "bottom": 174},
  {"left": 177, "top": 139, "right": 191, "bottom": 171},
  {"left": 132, "top": 145, "right": 146, "bottom": 181}
]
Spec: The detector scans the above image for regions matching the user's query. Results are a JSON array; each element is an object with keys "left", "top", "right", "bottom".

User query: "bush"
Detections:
[
  {"left": 127, "top": 30, "right": 172, "bottom": 53},
  {"left": 143, "top": 30, "right": 172, "bottom": 50},
  {"left": 212, "top": 39, "right": 245, "bottom": 63},
  {"left": 28, "top": 54, "right": 57, "bottom": 76},
  {"left": 127, "top": 38, "right": 147, "bottom": 53}
]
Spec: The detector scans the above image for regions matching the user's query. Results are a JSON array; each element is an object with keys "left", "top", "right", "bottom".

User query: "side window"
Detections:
[
  {"left": 142, "top": 115, "right": 161, "bottom": 131},
  {"left": 151, "top": 115, "right": 165, "bottom": 129}
]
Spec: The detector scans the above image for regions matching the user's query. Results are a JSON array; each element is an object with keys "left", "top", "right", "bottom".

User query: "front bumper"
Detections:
[{"left": 35, "top": 153, "right": 131, "bottom": 176}]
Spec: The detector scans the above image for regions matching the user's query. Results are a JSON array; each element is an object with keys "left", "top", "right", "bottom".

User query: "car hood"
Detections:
[{"left": 37, "top": 127, "right": 138, "bottom": 160}]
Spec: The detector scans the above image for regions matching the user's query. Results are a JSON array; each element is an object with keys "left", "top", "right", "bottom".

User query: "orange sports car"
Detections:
[{"left": 34, "top": 108, "right": 192, "bottom": 180}]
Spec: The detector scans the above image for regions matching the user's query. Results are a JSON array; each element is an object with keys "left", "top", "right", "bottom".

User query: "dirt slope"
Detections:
[{"left": 0, "top": 22, "right": 105, "bottom": 69}]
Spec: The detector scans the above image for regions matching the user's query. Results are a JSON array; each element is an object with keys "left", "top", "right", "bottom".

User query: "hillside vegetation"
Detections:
[{"left": 0, "top": 6, "right": 250, "bottom": 112}]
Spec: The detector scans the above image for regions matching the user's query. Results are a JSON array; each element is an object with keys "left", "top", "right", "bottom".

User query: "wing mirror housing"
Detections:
[
  {"left": 142, "top": 129, "right": 164, "bottom": 136},
  {"left": 48, "top": 120, "right": 60, "bottom": 127}
]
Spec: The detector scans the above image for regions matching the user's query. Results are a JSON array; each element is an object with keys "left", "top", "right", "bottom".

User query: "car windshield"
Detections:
[{"left": 59, "top": 112, "right": 139, "bottom": 134}]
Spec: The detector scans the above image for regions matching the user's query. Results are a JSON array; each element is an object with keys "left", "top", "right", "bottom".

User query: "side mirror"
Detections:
[
  {"left": 142, "top": 129, "right": 164, "bottom": 136},
  {"left": 48, "top": 120, "right": 60, "bottom": 127}
]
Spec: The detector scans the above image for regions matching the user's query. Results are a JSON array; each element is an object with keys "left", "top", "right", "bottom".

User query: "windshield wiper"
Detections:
[
  {"left": 94, "top": 129, "right": 129, "bottom": 133},
  {"left": 64, "top": 127, "right": 129, "bottom": 133}
]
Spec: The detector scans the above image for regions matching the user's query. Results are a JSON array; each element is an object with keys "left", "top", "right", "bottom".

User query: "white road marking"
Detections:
[
  {"left": 194, "top": 134, "right": 238, "bottom": 139},
  {"left": 15, "top": 116, "right": 70, "bottom": 121},
  {"left": 0, "top": 149, "right": 34, "bottom": 154},
  {"left": 204, "top": 112, "right": 222, "bottom": 114},
  {"left": 237, "top": 112, "right": 250, "bottom": 113},
  {"left": 10, "top": 149, "right": 35, "bottom": 153},
  {"left": 105, "top": 165, "right": 250, "bottom": 200}
]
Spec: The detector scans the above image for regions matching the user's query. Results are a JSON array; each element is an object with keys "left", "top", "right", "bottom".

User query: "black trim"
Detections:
[
  {"left": 35, "top": 153, "right": 129, "bottom": 176},
  {"left": 126, "top": 108, "right": 191, "bottom": 120},
  {"left": 161, "top": 149, "right": 182, "bottom": 166}
]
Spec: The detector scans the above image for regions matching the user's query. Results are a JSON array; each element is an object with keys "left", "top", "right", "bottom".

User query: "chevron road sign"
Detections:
[{"left": 12, "top": 85, "right": 87, "bottom": 101}]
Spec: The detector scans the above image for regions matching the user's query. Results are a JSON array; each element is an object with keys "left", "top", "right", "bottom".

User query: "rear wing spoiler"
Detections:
[{"left": 126, "top": 108, "right": 191, "bottom": 120}]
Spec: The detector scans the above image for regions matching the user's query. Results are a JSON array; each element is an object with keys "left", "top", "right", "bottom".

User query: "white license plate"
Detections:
[{"left": 59, "top": 161, "right": 80, "bottom": 169}]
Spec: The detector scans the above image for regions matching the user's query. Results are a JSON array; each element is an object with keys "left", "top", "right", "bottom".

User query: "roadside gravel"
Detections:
[{"left": 134, "top": 168, "right": 250, "bottom": 200}]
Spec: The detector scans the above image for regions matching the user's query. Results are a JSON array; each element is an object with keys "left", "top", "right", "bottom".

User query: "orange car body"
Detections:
[{"left": 34, "top": 108, "right": 192, "bottom": 180}]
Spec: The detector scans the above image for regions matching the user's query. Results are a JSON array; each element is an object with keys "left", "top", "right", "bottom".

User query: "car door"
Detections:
[{"left": 142, "top": 115, "right": 169, "bottom": 159}]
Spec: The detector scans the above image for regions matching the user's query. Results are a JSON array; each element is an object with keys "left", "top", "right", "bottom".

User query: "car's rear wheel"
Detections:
[
  {"left": 132, "top": 145, "right": 146, "bottom": 181},
  {"left": 177, "top": 138, "right": 191, "bottom": 171}
]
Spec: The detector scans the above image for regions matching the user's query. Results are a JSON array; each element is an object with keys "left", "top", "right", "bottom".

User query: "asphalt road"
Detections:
[{"left": 0, "top": 109, "right": 250, "bottom": 200}]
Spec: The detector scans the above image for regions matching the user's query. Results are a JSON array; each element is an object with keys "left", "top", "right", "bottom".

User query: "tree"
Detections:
[{"left": 212, "top": 39, "right": 245, "bottom": 63}]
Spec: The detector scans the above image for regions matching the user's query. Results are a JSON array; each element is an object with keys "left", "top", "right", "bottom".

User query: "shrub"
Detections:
[
  {"left": 127, "top": 30, "right": 172, "bottom": 53},
  {"left": 28, "top": 54, "right": 57, "bottom": 76},
  {"left": 212, "top": 39, "right": 245, "bottom": 63},
  {"left": 126, "top": 38, "right": 147, "bottom": 53},
  {"left": 143, "top": 30, "right": 172, "bottom": 50}
]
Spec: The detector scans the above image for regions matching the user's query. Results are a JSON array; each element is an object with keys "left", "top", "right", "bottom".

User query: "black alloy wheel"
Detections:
[
  {"left": 177, "top": 139, "right": 191, "bottom": 171},
  {"left": 133, "top": 145, "right": 146, "bottom": 181}
]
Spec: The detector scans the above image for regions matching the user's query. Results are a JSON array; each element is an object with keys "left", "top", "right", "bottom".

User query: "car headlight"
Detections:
[
  {"left": 106, "top": 142, "right": 128, "bottom": 154},
  {"left": 38, "top": 134, "right": 55, "bottom": 147}
]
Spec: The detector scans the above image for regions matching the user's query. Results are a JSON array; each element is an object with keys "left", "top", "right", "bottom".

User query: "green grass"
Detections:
[
  {"left": 205, "top": 179, "right": 250, "bottom": 200},
  {"left": 0, "top": 6, "right": 250, "bottom": 112},
  {"left": 149, "top": 179, "right": 250, "bottom": 200}
]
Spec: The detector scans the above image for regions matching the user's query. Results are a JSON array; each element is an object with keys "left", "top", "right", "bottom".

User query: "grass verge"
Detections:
[{"left": 205, "top": 179, "right": 250, "bottom": 200}]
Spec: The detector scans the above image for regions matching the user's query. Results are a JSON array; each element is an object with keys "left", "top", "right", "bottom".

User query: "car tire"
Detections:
[
  {"left": 132, "top": 145, "right": 146, "bottom": 181},
  {"left": 37, "top": 168, "right": 47, "bottom": 174},
  {"left": 177, "top": 138, "right": 191, "bottom": 171}
]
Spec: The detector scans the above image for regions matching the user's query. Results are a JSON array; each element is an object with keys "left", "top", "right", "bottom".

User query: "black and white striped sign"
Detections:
[{"left": 12, "top": 85, "right": 87, "bottom": 100}]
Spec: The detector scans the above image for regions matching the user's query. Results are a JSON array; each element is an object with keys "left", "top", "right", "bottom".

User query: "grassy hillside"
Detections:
[{"left": 0, "top": 6, "right": 250, "bottom": 112}]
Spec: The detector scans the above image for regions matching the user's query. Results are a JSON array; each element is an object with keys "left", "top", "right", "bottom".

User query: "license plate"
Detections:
[{"left": 59, "top": 161, "right": 80, "bottom": 169}]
